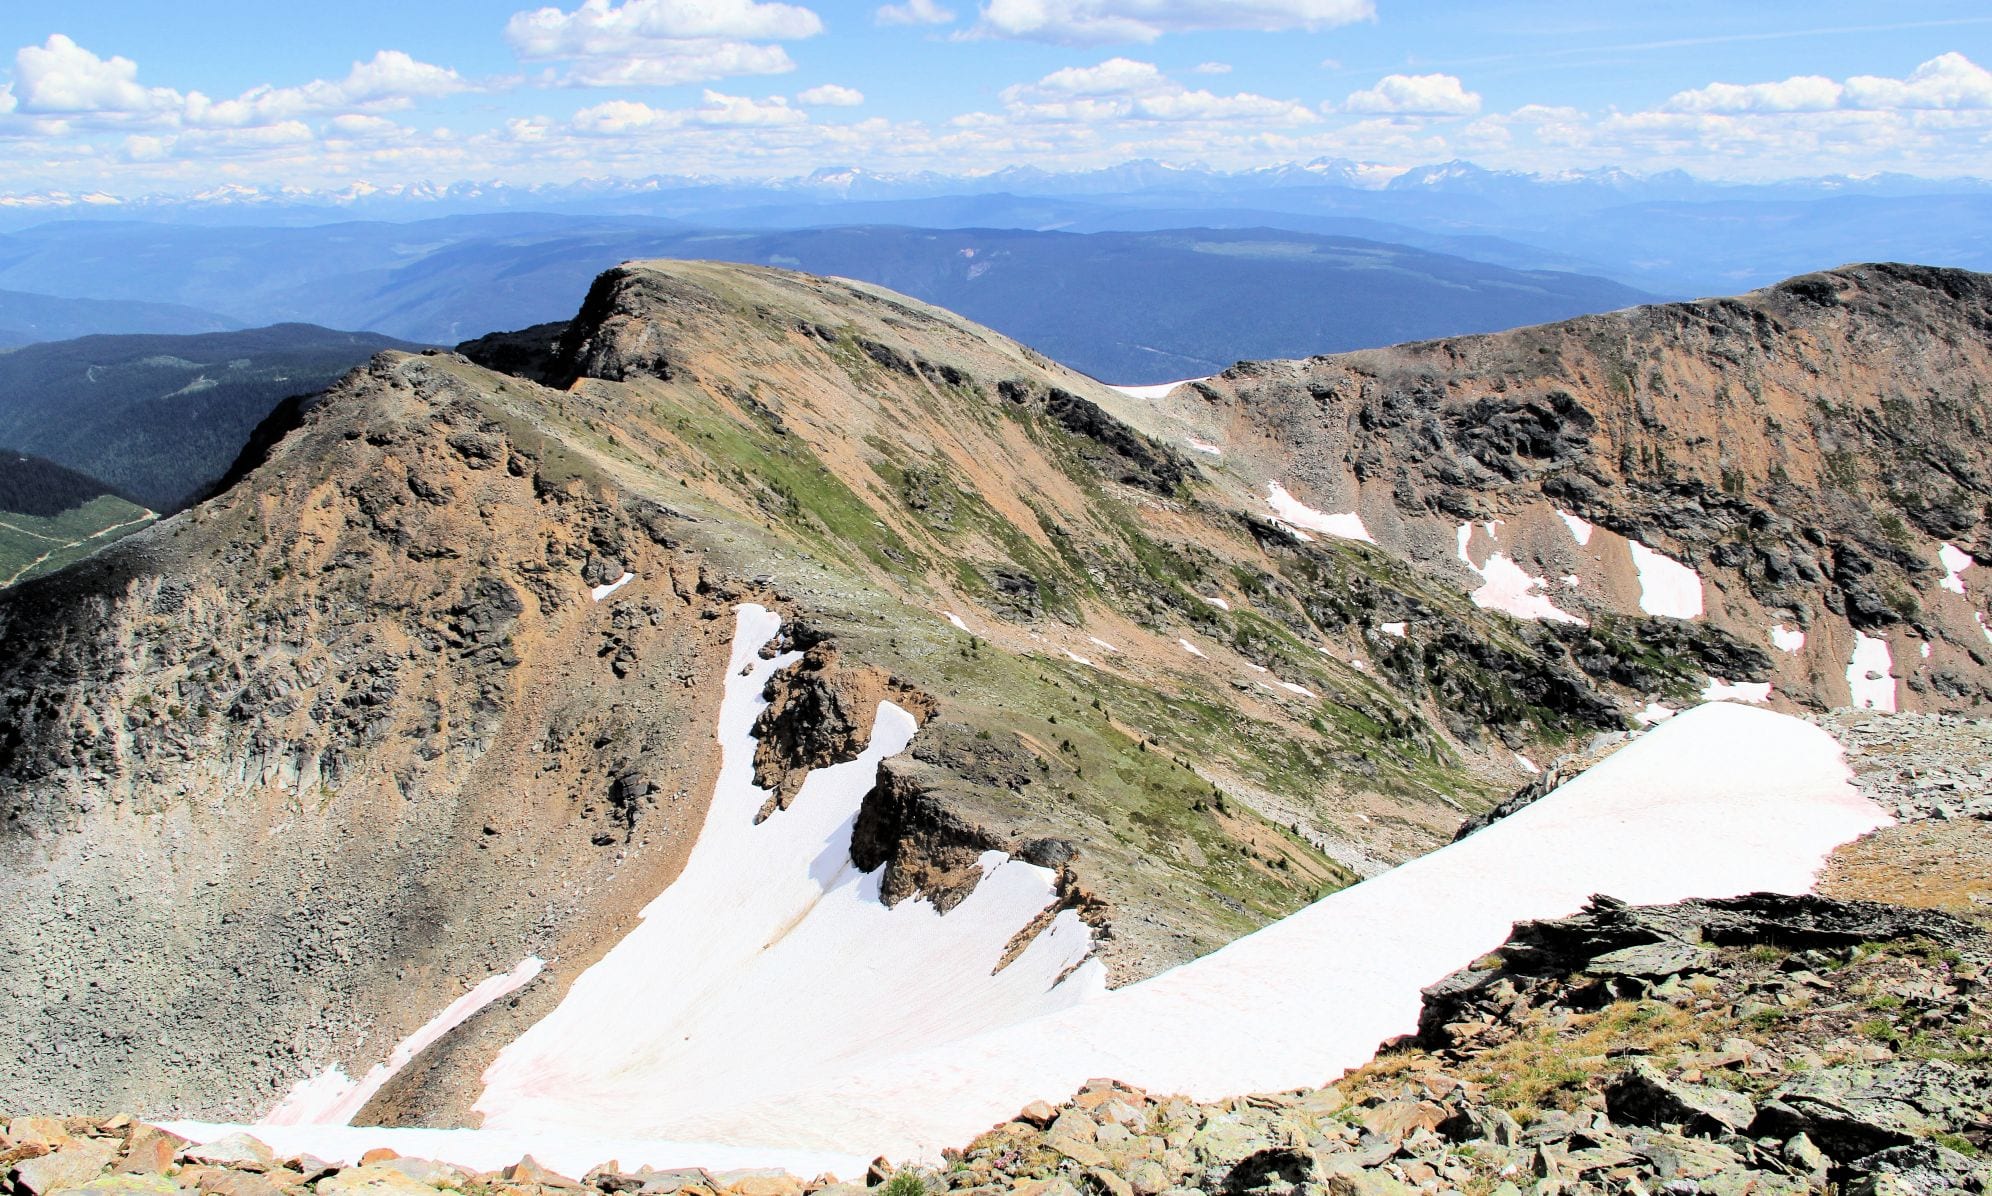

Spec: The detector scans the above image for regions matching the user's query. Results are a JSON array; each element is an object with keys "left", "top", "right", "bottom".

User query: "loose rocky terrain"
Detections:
[{"left": 4, "top": 259, "right": 1991, "bottom": 1127}]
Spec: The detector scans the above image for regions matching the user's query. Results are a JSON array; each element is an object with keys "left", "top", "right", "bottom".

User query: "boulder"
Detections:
[
  {"left": 179, "top": 1136, "right": 275, "bottom": 1171},
  {"left": 1604, "top": 1059, "right": 1756, "bottom": 1136},
  {"left": 1751, "top": 1060, "right": 1992, "bottom": 1161},
  {"left": 315, "top": 1165, "right": 442, "bottom": 1196},
  {"left": 12, "top": 1139, "right": 120, "bottom": 1195}
]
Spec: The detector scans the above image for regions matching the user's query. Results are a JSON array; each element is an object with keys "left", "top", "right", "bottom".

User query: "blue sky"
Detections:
[{"left": 0, "top": 1, "right": 1987, "bottom": 196}]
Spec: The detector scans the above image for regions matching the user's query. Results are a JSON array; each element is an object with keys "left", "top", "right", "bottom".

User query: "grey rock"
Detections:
[
  {"left": 1752, "top": 1060, "right": 1992, "bottom": 1162},
  {"left": 1605, "top": 1060, "right": 1756, "bottom": 1136}
]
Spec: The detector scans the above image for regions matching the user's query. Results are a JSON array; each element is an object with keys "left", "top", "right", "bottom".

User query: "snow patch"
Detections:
[
  {"left": 1980, "top": 613, "right": 1992, "bottom": 646},
  {"left": 1267, "top": 481, "right": 1373, "bottom": 544},
  {"left": 1634, "top": 702, "right": 1676, "bottom": 726},
  {"left": 1557, "top": 511, "right": 1594, "bottom": 546},
  {"left": 474, "top": 605, "right": 1103, "bottom": 1156},
  {"left": 1061, "top": 650, "right": 1094, "bottom": 667},
  {"left": 1087, "top": 636, "right": 1119, "bottom": 653},
  {"left": 1627, "top": 542, "right": 1704, "bottom": 619},
  {"left": 1513, "top": 752, "right": 1540, "bottom": 776},
  {"left": 650, "top": 704, "right": 1886, "bottom": 1163},
  {"left": 1109, "top": 377, "right": 1208, "bottom": 400},
  {"left": 1921, "top": 641, "right": 1934, "bottom": 660},
  {"left": 1940, "top": 542, "right": 1972, "bottom": 595},
  {"left": 1847, "top": 632, "right": 1898, "bottom": 712},
  {"left": 1456, "top": 523, "right": 1585, "bottom": 625},
  {"left": 1701, "top": 679, "right": 1772, "bottom": 705},
  {"left": 1770, "top": 624, "right": 1806, "bottom": 653},
  {"left": 1178, "top": 638, "right": 1206, "bottom": 658},
  {"left": 1378, "top": 621, "right": 1407, "bottom": 639},
  {"left": 943, "top": 611, "right": 970, "bottom": 633},
  {"left": 265, "top": 958, "right": 544, "bottom": 1127},
  {"left": 1276, "top": 681, "right": 1317, "bottom": 699},
  {"left": 1185, "top": 438, "right": 1222, "bottom": 456},
  {"left": 590, "top": 572, "right": 634, "bottom": 602},
  {"left": 1202, "top": 595, "right": 1231, "bottom": 611}
]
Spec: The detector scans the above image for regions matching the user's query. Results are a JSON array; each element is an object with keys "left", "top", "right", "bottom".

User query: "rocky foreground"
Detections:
[{"left": 8, "top": 890, "right": 1988, "bottom": 1196}]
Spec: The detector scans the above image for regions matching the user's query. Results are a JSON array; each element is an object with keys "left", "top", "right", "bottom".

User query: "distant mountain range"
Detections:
[
  {"left": 0, "top": 219, "right": 1649, "bottom": 381},
  {"left": 0, "top": 289, "right": 240, "bottom": 347},
  {"left": 1, "top": 158, "right": 1988, "bottom": 307}
]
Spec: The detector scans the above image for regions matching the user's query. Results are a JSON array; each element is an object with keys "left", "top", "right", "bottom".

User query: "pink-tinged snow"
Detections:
[
  {"left": 473, "top": 605, "right": 1103, "bottom": 1156},
  {"left": 1186, "top": 438, "right": 1223, "bottom": 456},
  {"left": 1556, "top": 511, "right": 1594, "bottom": 546},
  {"left": 1108, "top": 377, "right": 1208, "bottom": 400},
  {"left": 1770, "top": 624, "right": 1806, "bottom": 653},
  {"left": 943, "top": 611, "right": 971, "bottom": 632},
  {"left": 1941, "top": 543, "right": 1972, "bottom": 595},
  {"left": 1921, "top": 641, "right": 1934, "bottom": 660},
  {"left": 1847, "top": 632, "right": 1898, "bottom": 712},
  {"left": 1455, "top": 524, "right": 1585, "bottom": 625},
  {"left": 1267, "top": 482, "right": 1374, "bottom": 544},
  {"left": 1627, "top": 542, "right": 1704, "bottom": 619},
  {"left": 160, "top": 1123, "right": 864, "bottom": 1184},
  {"left": 590, "top": 572, "right": 634, "bottom": 602},
  {"left": 1379, "top": 622, "right": 1407, "bottom": 639},
  {"left": 1513, "top": 753, "right": 1540, "bottom": 776},
  {"left": 641, "top": 703, "right": 1884, "bottom": 1162},
  {"left": 1178, "top": 638, "right": 1207, "bottom": 658},
  {"left": 1701, "top": 679, "right": 1772, "bottom": 704},
  {"left": 264, "top": 958, "right": 544, "bottom": 1127},
  {"left": 1635, "top": 702, "right": 1676, "bottom": 725}
]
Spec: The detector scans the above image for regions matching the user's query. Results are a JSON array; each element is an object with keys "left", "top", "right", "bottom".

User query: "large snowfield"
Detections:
[{"left": 175, "top": 606, "right": 1891, "bottom": 1178}]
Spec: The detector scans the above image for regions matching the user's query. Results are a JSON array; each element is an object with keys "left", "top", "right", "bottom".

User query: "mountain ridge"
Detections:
[{"left": 0, "top": 256, "right": 1987, "bottom": 1137}]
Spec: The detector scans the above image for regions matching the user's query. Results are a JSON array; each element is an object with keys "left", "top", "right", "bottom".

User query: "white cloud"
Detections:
[
  {"left": 506, "top": 0, "right": 822, "bottom": 55},
  {"left": 1192, "top": 61, "right": 1231, "bottom": 75},
  {"left": 1844, "top": 52, "right": 1992, "bottom": 110},
  {"left": 694, "top": 89, "right": 806, "bottom": 125},
  {"left": 996, "top": 57, "right": 1314, "bottom": 124},
  {"left": 184, "top": 51, "right": 468, "bottom": 127},
  {"left": 799, "top": 83, "right": 865, "bottom": 106},
  {"left": 570, "top": 89, "right": 805, "bottom": 135},
  {"left": 973, "top": 0, "right": 1372, "bottom": 45},
  {"left": 1667, "top": 53, "right": 1992, "bottom": 115},
  {"left": 876, "top": 0, "right": 955, "bottom": 26},
  {"left": 1666, "top": 74, "right": 1842, "bottom": 114},
  {"left": 560, "top": 42, "right": 799, "bottom": 86},
  {"left": 12, "top": 34, "right": 181, "bottom": 116},
  {"left": 505, "top": 0, "right": 821, "bottom": 86},
  {"left": 1341, "top": 72, "right": 1480, "bottom": 116}
]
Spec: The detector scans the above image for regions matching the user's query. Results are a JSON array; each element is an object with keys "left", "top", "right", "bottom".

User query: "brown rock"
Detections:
[
  {"left": 1084, "top": 1169, "right": 1131, "bottom": 1196},
  {"left": 1016, "top": 1102, "right": 1059, "bottom": 1128},
  {"left": 724, "top": 1176, "right": 801, "bottom": 1196},
  {"left": 191, "top": 1170, "right": 286, "bottom": 1196},
  {"left": 8, "top": 1118, "right": 78, "bottom": 1151},
  {"left": 358, "top": 1149, "right": 401, "bottom": 1167},
  {"left": 11, "top": 1138, "right": 120, "bottom": 1195},
  {"left": 118, "top": 1127, "right": 188, "bottom": 1176},
  {"left": 504, "top": 1156, "right": 578, "bottom": 1187},
  {"left": 1356, "top": 1101, "right": 1447, "bottom": 1143}
]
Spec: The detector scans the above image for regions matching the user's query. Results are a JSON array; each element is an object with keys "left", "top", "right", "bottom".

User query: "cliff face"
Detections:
[
  {"left": 2, "top": 259, "right": 1988, "bottom": 1124},
  {"left": 1135, "top": 264, "right": 1992, "bottom": 713}
]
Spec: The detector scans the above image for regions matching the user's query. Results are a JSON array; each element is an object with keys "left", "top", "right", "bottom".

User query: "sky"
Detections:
[{"left": 0, "top": 0, "right": 1988, "bottom": 197}]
